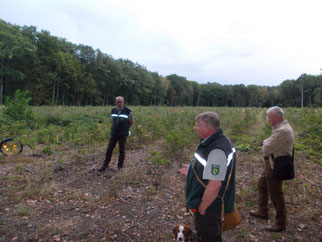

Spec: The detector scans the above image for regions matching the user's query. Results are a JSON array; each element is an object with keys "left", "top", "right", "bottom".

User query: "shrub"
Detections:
[
  {"left": 3, "top": 90, "right": 34, "bottom": 124},
  {"left": 147, "top": 149, "right": 171, "bottom": 166}
]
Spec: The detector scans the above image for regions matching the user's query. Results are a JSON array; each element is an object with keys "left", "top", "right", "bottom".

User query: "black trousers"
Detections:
[
  {"left": 104, "top": 136, "right": 127, "bottom": 169},
  {"left": 194, "top": 211, "right": 222, "bottom": 242}
]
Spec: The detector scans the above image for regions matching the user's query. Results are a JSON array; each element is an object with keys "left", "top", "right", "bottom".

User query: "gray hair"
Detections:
[
  {"left": 195, "top": 112, "right": 220, "bottom": 130},
  {"left": 115, "top": 96, "right": 124, "bottom": 101},
  {"left": 267, "top": 106, "right": 284, "bottom": 117}
]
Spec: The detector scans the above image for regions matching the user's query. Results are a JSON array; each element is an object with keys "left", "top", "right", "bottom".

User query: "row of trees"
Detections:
[{"left": 1, "top": 19, "right": 321, "bottom": 107}]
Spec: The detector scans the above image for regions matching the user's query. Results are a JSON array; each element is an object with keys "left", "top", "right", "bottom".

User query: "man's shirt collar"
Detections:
[
  {"left": 117, "top": 106, "right": 124, "bottom": 113},
  {"left": 274, "top": 120, "right": 286, "bottom": 129},
  {"left": 201, "top": 128, "right": 223, "bottom": 145}
]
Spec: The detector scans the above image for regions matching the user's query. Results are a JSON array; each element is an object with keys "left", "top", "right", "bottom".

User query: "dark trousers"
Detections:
[
  {"left": 103, "top": 136, "right": 127, "bottom": 169},
  {"left": 258, "top": 159, "right": 287, "bottom": 227},
  {"left": 194, "top": 211, "right": 222, "bottom": 242}
]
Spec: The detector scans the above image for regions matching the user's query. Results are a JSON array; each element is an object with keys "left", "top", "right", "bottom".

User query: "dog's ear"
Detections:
[
  {"left": 185, "top": 225, "right": 193, "bottom": 237},
  {"left": 182, "top": 225, "right": 193, "bottom": 239},
  {"left": 173, "top": 225, "right": 178, "bottom": 238}
]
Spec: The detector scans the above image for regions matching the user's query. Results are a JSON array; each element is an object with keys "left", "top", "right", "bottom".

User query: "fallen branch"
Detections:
[{"left": 122, "top": 221, "right": 135, "bottom": 242}]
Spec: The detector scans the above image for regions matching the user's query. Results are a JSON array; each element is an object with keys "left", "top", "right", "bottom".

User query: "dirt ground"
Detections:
[{"left": 0, "top": 143, "right": 321, "bottom": 241}]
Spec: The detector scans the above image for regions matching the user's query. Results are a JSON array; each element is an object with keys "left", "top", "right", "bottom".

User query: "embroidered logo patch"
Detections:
[{"left": 211, "top": 165, "right": 220, "bottom": 175}]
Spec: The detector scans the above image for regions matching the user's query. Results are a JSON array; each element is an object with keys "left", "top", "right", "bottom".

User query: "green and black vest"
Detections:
[
  {"left": 186, "top": 128, "right": 236, "bottom": 215},
  {"left": 110, "top": 106, "right": 132, "bottom": 137}
]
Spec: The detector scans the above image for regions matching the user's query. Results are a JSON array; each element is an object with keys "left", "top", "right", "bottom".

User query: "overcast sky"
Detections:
[{"left": 1, "top": 0, "right": 321, "bottom": 86}]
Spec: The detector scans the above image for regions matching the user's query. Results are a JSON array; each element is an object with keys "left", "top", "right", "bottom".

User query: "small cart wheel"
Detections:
[{"left": 0, "top": 138, "right": 23, "bottom": 155}]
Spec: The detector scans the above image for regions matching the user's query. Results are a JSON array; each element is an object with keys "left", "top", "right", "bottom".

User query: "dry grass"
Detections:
[{"left": 0, "top": 138, "right": 321, "bottom": 241}]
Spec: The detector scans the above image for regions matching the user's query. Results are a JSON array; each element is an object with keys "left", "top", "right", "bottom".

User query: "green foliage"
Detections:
[
  {"left": 0, "top": 20, "right": 37, "bottom": 105},
  {"left": 41, "top": 146, "right": 54, "bottom": 156},
  {"left": 63, "top": 121, "right": 106, "bottom": 146},
  {"left": 42, "top": 115, "right": 72, "bottom": 126},
  {"left": 0, "top": 90, "right": 34, "bottom": 145},
  {"left": 164, "top": 128, "right": 192, "bottom": 155},
  {"left": 3, "top": 90, "right": 34, "bottom": 123},
  {"left": 225, "top": 108, "right": 260, "bottom": 150},
  {"left": 236, "top": 228, "right": 253, "bottom": 239},
  {"left": 2, "top": 120, "right": 30, "bottom": 138},
  {"left": 16, "top": 206, "right": 33, "bottom": 217},
  {"left": 1, "top": 106, "right": 319, "bottom": 166},
  {"left": 147, "top": 149, "right": 171, "bottom": 166},
  {"left": 286, "top": 108, "right": 321, "bottom": 164},
  {"left": 226, "top": 109, "right": 255, "bottom": 136},
  {"left": 236, "top": 144, "right": 250, "bottom": 152},
  {"left": 1, "top": 20, "right": 321, "bottom": 107},
  {"left": 32, "top": 125, "right": 62, "bottom": 145}
]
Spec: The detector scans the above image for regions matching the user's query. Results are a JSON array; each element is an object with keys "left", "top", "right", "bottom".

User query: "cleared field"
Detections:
[{"left": 0, "top": 106, "right": 321, "bottom": 241}]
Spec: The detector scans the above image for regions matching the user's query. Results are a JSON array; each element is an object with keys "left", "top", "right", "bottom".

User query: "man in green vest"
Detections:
[
  {"left": 98, "top": 96, "right": 133, "bottom": 171},
  {"left": 180, "top": 112, "right": 236, "bottom": 242}
]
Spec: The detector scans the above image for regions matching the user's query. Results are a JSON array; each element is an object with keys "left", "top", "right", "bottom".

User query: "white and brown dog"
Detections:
[{"left": 173, "top": 224, "right": 196, "bottom": 241}]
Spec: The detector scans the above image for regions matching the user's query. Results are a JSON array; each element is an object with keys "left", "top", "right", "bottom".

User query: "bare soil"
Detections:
[{"left": 0, "top": 143, "right": 321, "bottom": 241}]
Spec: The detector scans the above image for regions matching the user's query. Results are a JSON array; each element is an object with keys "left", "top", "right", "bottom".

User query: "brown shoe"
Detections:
[
  {"left": 249, "top": 210, "right": 268, "bottom": 220},
  {"left": 265, "top": 224, "right": 285, "bottom": 232}
]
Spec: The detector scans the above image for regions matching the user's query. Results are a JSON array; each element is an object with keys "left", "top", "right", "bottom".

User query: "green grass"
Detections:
[{"left": 1, "top": 106, "right": 320, "bottom": 163}]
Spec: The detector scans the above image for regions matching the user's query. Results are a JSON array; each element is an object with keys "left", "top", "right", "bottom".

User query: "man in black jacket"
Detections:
[{"left": 98, "top": 96, "right": 133, "bottom": 171}]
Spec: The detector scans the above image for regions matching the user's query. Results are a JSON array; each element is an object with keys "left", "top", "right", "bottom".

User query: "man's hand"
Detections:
[
  {"left": 198, "top": 180, "right": 222, "bottom": 216},
  {"left": 179, "top": 164, "right": 189, "bottom": 176},
  {"left": 198, "top": 202, "right": 207, "bottom": 215}
]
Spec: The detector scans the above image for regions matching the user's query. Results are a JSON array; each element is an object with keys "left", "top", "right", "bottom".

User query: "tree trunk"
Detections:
[
  {"left": 52, "top": 79, "right": 56, "bottom": 106},
  {"left": 0, "top": 61, "right": 4, "bottom": 105},
  {"left": 102, "top": 88, "right": 107, "bottom": 106},
  {"left": 76, "top": 93, "right": 81, "bottom": 106},
  {"left": 0, "top": 79, "right": 3, "bottom": 106},
  {"left": 197, "top": 92, "right": 200, "bottom": 106},
  {"left": 62, "top": 90, "right": 65, "bottom": 106},
  {"left": 56, "top": 81, "right": 60, "bottom": 105},
  {"left": 299, "top": 83, "right": 304, "bottom": 108},
  {"left": 105, "top": 90, "right": 109, "bottom": 106}
]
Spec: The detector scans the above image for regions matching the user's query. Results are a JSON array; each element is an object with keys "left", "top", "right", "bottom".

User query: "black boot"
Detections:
[
  {"left": 97, "top": 166, "right": 106, "bottom": 172},
  {"left": 117, "top": 157, "right": 124, "bottom": 171},
  {"left": 98, "top": 161, "right": 108, "bottom": 172}
]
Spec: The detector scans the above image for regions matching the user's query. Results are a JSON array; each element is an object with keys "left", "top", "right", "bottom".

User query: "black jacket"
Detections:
[{"left": 110, "top": 106, "right": 132, "bottom": 137}]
